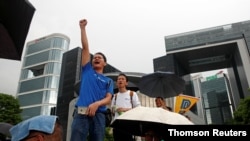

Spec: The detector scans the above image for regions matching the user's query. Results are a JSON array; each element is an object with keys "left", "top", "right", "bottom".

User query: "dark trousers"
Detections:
[{"left": 113, "top": 128, "right": 135, "bottom": 141}]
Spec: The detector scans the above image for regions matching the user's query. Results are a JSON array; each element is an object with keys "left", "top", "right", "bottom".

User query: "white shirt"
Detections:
[{"left": 111, "top": 90, "right": 141, "bottom": 121}]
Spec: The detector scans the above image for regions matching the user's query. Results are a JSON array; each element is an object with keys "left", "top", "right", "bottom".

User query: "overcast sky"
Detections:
[{"left": 1, "top": 0, "right": 250, "bottom": 95}]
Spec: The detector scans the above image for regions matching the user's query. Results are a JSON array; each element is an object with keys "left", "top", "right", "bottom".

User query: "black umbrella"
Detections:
[
  {"left": 138, "top": 71, "right": 185, "bottom": 98},
  {"left": 0, "top": 122, "right": 13, "bottom": 136},
  {"left": 0, "top": 0, "right": 35, "bottom": 60}
]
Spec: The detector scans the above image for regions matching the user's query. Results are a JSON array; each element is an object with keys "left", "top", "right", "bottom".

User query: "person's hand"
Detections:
[
  {"left": 79, "top": 19, "right": 87, "bottom": 29},
  {"left": 116, "top": 107, "right": 124, "bottom": 115},
  {"left": 87, "top": 101, "right": 100, "bottom": 116},
  {"left": 116, "top": 107, "right": 122, "bottom": 112},
  {"left": 116, "top": 107, "right": 131, "bottom": 115}
]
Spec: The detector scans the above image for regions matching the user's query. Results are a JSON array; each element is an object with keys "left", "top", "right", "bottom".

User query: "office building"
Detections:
[
  {"left": 56, "top": 47, "right": 81, "bottom": 140},
  {"left": 200, "top": 73, "right": 233, "bottom": 124},
  {"left": 153, "top": 20, "right": 250, "bottom": 124},
  {"left": 17, "top": 33, "right": 70, "bottom": 120}
]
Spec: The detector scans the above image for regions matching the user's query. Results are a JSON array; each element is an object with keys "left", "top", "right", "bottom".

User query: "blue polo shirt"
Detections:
[{"left": 76, "top": 62, "right": 114, "bottom": 112}]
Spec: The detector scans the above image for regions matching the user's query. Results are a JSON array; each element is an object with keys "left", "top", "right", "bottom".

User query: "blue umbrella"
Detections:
[{"left": 138, "top": 71, "right": 185, "bottom": 98}]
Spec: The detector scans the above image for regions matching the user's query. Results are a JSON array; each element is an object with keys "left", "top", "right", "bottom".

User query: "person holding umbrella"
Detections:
[{"left": 111, "top": 73, "right": 141, "bottom": 141}]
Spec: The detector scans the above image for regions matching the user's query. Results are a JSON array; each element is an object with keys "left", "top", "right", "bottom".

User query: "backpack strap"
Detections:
[
  {"left": 112, "top": 93, "right": 118, "bottom": 116},
  {"left": 114, "top": 93, "right": 117, "bottom": 106},
  {"left": 130, "top": 90, "right": 134, "bottom": 108}
]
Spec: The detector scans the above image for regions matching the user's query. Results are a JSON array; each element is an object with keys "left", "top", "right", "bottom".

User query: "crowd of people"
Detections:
[{"left": 5, "top": 18, "right": 192, "bottom": 141}]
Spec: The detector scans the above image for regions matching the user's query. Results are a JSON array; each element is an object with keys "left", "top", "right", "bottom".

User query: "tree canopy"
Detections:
[
  {"left": 230, "top": 96, "right": 250, "bottom": 124},
  {"left": 0, "top": 93, "right": 22, "bottom": 124}
]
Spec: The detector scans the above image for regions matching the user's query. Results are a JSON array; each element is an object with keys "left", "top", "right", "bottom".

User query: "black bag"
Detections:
[{"left": 105, "top": 108, "right": 112, "bottom": 127}]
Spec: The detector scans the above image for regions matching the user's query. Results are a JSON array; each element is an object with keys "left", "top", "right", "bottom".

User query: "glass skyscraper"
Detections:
[
  {"left": 200, "top": 73, "right": 233, "bottom": 124},
  {"left": 16, "top": 33, "right": 70, "bottom": 120}
]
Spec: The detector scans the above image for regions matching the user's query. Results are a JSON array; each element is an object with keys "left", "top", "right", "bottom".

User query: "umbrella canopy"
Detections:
[
  {"left": 138, "top": 71, "right": 185, "bottom": 98},
  {"left": 0, "top": 122, "right": 13, "bottom": 136},
  {"left": 110, "top": 106, "right": 193, "bottom": 137},
  {"left": 0, "top": 0, "right": 35, "bottom": 60}
]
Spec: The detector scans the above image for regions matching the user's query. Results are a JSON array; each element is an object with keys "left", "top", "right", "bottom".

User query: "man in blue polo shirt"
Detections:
[{"left": 70, "top": 19, "right": 114, "bottom": 141}]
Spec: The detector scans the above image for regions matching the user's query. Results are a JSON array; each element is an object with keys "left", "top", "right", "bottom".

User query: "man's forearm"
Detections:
[
  {"left": 81, "top": 28, "right": 89, "bottom": 51},
  {"left": 96, "top": 93, "right": 112, "bottom": 106},
  {"left": 79, "top": 19, "right": 90, "bottom": 66}
]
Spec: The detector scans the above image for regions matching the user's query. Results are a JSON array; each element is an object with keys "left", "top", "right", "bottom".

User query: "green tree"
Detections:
[
  {"left": 230, "top": 96, "right": 250, "bottom": 124},
  {"left": 105, "top": 127, "right": 114, "bottom": 141},
  {"left": 0, "top": 93, "right": 22, "bottom": 124}
]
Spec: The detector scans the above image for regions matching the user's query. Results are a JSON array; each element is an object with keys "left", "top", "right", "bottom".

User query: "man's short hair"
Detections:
[
  {"left": 117, "top": 73, "right": 129, "bottom": 82},
  {"left": 94, "top": 52, "right": 107, "bottom": 62},
  {"left": 155, "top": 96, "right": 164, "bottom": 101}
]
